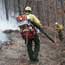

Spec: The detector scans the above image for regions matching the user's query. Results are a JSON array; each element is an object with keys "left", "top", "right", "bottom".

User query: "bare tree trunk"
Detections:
[
  {"left": 43, "top": 0, "right": 50, "bottom": 26},
  {"left": 60, "top": 0, "right": 64, "bottom": 26},
  {"left": 46, "top": 0, "right": 50, "bottom": 26},
  {"left": 25, "top": 0, "right": 32, "bottom": 6},
  {"left": 4, "top": 0, "right": 9, "bottom": 20},
  {"left": 18, "top": 0, "right": 21, "bottom": 15}
]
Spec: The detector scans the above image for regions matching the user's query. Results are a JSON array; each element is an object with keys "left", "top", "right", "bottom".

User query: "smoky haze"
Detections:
[
  {"left": 0, "top": 0, "right": 18, "bottom": 43},
  {"left": 0, "top": 0, "right": 65, "bottom": 43}
]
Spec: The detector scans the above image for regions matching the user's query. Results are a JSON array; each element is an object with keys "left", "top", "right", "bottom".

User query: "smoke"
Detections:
[
  {"left": 0, "top": 1, "right": 19, "bottom": 46},
  {"left": 0, "top": 32, "right": 9, "bottom": 42},
  {"left": 0, "top": 32, "right": 10, "bottom": 48},
  {"left": 0, "top": 18, "right": 19, "bottom": 31},
  {"left": 0, "top": 18, "right": 19, "bottom": 46}
]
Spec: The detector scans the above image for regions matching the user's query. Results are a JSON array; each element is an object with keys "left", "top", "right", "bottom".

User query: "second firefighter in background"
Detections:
[{"left": 55, "top": 22, "right": 64, "bottom": 41}]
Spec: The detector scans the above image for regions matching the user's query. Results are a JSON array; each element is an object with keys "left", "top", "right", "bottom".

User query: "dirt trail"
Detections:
[{"left": 0, "top": 31, "right": 65, "bottom": 65}]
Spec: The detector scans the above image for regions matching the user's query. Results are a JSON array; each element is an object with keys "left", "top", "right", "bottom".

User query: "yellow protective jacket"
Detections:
[{"left": 25, "top": 13, "right": 43, "bottom": 29}]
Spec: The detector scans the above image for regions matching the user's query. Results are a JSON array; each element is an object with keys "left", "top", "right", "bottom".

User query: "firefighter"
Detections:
[
  {"left": 55, "top": 22, "right": 64, "bottom": 41},
  {"left": 16, "top": 6, "right": 43, "bottom": 63},
  {"left": 23, "top": 6, "right": 42, "bottom": 62}
]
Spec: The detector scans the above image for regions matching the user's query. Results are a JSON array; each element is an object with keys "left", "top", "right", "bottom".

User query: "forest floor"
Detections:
[{"left": 0, "top": 28, "right": 65, "bottom": 65}]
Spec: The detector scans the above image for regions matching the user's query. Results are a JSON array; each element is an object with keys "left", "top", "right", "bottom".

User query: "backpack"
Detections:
[{"left": 16, "top": 15, "right": 37, "bottom": 40}]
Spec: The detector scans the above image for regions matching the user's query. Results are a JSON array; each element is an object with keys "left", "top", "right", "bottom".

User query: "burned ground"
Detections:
[{"left": 0, "top": 29, "right": 65, "bottom": 65}]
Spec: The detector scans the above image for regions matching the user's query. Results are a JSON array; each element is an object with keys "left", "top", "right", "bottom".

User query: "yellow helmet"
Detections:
[
  {"left": 25, "top": 6, "right": 32, "bottom": 11},
  {"left": 55, "top": 22, "right": 60, "bottom": 26}
]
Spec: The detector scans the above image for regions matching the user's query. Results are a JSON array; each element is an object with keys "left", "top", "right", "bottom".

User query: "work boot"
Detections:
[{"left": 34, "top": 58, "right": 39, "bottom": 62}]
